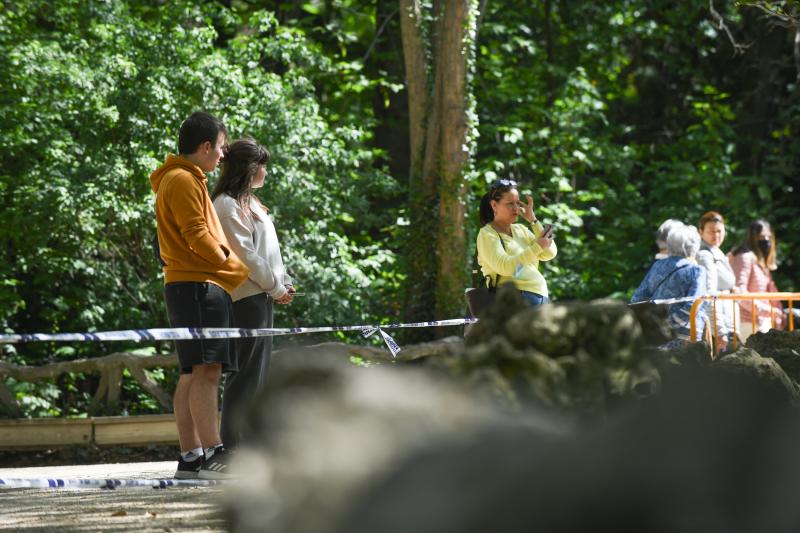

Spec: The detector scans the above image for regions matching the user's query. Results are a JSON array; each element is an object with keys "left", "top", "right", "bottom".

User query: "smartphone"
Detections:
[
  {"left": 289, "top": 292, "right": 306, "bottom": 296},
  {"left": 542, "top": 224, "right": 554, "bottom": 238}
]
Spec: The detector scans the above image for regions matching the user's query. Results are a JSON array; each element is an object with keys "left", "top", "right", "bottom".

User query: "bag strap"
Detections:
[
  {"left": 472, "top": 227, "right": 508, "bottom": 290},
  {"left": 651, "top": 263, "right": 689, "bottom": 295},
  {"left": 486, "top": 228, "right": 508, "bottom": 289}
]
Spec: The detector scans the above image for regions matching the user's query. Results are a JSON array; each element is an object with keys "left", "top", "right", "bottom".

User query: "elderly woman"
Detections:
[
  {"left": 632, "top": 223, "right": 708, "bottom": 347},
  {"left": 476, "top": 179, "right": 556, "bottom": 307},
  {"left": 655, "top": 218, "right": 683, "bottom": 260},
  {"left": 729, "top": 219, "right": 785, "bottom": 341},
  {"left": 696, "top": 211, "right": 737, "bottom": 351}
]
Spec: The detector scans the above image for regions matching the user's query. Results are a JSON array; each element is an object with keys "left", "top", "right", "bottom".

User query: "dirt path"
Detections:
[{"left": 0, "top": 461, "right": 228, "bottom": 531}]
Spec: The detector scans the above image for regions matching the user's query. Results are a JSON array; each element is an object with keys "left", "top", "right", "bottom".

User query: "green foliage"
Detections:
[
  {"left": 473, "top": 0, "right": 800, "bottom": 301},
  {"left": 0, "top": 0, "right": 400, "bottom": 416},
  {"left": 2, "top": 0, "right": 800, "bottom": 418}
]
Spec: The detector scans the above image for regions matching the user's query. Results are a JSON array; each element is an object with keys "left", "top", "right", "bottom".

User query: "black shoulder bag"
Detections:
[{"left": 465, "top": 229, "right": 507, "bottom": 317}]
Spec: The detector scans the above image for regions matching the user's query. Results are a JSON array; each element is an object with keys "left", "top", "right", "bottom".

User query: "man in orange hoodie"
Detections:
[{"left": 150, "top": 111, "right": 249, "bottom": 480}]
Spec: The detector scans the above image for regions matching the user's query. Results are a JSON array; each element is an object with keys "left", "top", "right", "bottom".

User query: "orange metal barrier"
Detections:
[{"left": 689, "top": 292, "right": 799, "bottom": 358}]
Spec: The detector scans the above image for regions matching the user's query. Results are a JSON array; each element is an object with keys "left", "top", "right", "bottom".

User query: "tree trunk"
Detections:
[
  {"left": 432, "top": 0, "right": 471, "bottom": 319},
  {"left": 400, "top": 0, "right": 477, "bottom": 331},
  {"left": 400, "top": 0, "right": 438, "bottom": 330}
]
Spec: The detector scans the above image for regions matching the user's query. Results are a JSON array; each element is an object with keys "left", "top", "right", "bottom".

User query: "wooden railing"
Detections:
[
  {"left": 0, "top": 338, "right": 457, "bottom": 419},
  {"left": 0, "top": 353, "right": 177, "bottom": 417},
  {"left": 689, "top": 292, "right": 799, "bottom": 358}
]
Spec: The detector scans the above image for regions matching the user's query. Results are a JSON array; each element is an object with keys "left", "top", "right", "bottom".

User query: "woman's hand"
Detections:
[
  {"left": 521, "top": 195, "right": 536, "bottom": 224},
  {"left": 536, "top": 223, "right": 553, "bottom": 249},
  {"left": 276, "top": 285, "right": 295, "bottom": 305},
  {"left": 536, "top": 235, "right": 553, "bottom": 249}
]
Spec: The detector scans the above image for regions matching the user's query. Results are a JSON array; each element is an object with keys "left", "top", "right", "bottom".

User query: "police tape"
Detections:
[
  {"left": 629, "top": 294, "right": 717, "bottom": 306},
  {"left": 0, "top": 477, "right": 226, "bottom": 489},
  {"left": 0, "top": 318, "right": 477, "bottom": 358}
]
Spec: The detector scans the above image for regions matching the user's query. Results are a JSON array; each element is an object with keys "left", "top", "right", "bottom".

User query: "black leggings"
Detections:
[{"left": 220, "top": 293, "right": 274, "bottom": 448}]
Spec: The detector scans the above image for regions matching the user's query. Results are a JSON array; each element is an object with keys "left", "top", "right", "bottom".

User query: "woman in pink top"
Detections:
[{"left": 729, "top": 219, "right": 785, "bottom": 341}]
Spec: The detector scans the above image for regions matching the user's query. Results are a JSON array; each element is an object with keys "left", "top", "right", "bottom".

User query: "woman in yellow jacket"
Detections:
[{"left": 476, "top": 179, "right": 557, "bottom": 306}]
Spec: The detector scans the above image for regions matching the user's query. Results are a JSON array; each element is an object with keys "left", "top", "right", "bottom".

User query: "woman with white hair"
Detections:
[
  {"left": 632, "top": 222, "right": 708, "bottom": 347},
  {"left": 655, "top": 218, "right": 683, "bottom": 260}
]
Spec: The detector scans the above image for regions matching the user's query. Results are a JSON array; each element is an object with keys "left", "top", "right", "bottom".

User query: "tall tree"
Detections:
[{"left": 400, "top": 0, "right": 479, "bottom": 329}]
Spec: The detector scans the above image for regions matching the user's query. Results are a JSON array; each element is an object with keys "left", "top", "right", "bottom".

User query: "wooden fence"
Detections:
[
  {"left": 0, "top": 339, "right": 458, "bottom": 449},
  {"left": 0, "top": 353, "right": 177, "bottom": 417}
]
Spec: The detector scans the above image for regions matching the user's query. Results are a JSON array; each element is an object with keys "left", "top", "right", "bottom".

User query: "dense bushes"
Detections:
[{"left": 1, "top": 0, "right": 798, "bottom": 417}]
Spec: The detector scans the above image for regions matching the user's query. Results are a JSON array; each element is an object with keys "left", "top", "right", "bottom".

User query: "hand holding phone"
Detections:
[{"left": 542, "top": 224, "right": 554, "bottom": 239}]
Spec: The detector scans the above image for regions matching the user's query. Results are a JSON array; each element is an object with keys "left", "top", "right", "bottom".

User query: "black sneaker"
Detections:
[
  {"left": 199, "top": 446, "right": 237, "bottom": 480},
  {"left": 174, "top": 455, "right": 203, "bottom": 479}
]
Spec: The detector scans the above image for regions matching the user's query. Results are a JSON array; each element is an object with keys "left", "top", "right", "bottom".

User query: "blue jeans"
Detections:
[{"left": 520, "top": 291, "right": 548, "bottom": 307}]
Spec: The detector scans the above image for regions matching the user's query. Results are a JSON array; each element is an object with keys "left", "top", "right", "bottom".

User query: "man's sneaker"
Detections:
[
  {"left": 199, "top": 446, "right": 237, "bottom": 480},
  {"left": 174, "top": 455, "right": 203, "bottom": 479}
]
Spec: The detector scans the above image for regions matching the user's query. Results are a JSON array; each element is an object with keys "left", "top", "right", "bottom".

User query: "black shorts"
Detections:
[{"left": 164, "top": 282, "right": 234, "bottom": 374}]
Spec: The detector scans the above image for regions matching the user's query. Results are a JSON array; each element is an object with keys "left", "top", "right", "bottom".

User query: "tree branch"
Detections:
[
  {"left": 743, "top": 1, "right": 798, "bottom": 26},
  {"left": 709, "top": 0, "right": 749, "bottom": 55},
  {"left": 363, "top": 8, "right": 400, "bottom": 62},
  {"left": 740, "top": 1, "right": 800, "bottom": 83}
]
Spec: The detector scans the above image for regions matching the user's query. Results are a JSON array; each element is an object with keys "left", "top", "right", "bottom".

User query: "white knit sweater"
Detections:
[{"left": 213, "top": 194, "right": 290, "bottom": 302}]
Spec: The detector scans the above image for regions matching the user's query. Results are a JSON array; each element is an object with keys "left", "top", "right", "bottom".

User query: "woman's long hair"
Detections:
[
  {"left": 211, "top": 137, "right": 270, "bottom": 220},
  {"left": 479, "top": 179, "right": 517, "bottom": 226},
  {"left": 731, "top": 219, "right": 777, "bottom": 270}
]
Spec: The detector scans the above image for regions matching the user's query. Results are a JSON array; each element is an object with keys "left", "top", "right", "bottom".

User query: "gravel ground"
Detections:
[{"left": 0, "top": 461, "right": 228, "bottom": 532}]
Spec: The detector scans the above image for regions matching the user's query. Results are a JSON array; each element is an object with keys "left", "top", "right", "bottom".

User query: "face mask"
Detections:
[{"left": 757, "top": 239, "right": 771, "bottom": 257}]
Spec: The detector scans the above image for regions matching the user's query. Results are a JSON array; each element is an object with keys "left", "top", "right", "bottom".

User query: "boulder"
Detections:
[
  {"left": 225, "top": 347, "right": 567, "bottom": 533},
  {"left": 713, "top": 347, "right": 799, "bottom": 403},
  {"left": 745, "top": 329, "right": 800, "bottom": 383},
  {"left": 332, "top": 359, "right": 800, "bottom": 533},
  {"left": 446, "top": 285, "right": 656, "bottom": 412}
]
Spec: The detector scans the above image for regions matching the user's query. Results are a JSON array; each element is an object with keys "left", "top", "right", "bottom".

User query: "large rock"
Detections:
[
  {"left": 223, "top": 298, "right": 800, "bottom": 532},
  {"left": 228, "top": 360, "right": 800, "bottom": 532},
  {"left": 444, "top": 285, "right": 657, "bottom": 412},
  {"left": 225, "top": 348, "right": 567, "bottom": 533},
  {"left": 713, "top": 347, "right": 799, "bottom": 403},
  {"left": 745, "top": 329, "right": 800, "bottom": 383},
  {"left": 332, "top": 359, "right": 800, "bottom": 533}
]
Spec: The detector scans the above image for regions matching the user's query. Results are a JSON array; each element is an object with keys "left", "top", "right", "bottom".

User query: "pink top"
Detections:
[{"left": 730, "top": 251, "right": 785, "bottom": 331}]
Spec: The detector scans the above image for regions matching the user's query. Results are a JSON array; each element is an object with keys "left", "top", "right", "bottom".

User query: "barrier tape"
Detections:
[
  {"left": 629, "top": 294, "right": 718, "bottom": 306},
  {"left": 0, "top": 477, "right": 226, "bottom": 489},
  {"left": 0, "top": 318, "right": 476, "bottom": 358}
]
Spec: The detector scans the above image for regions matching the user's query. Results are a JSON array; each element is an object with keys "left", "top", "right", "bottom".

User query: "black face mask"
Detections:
[{"left": 757, "top": 239, "right": 771, "bottom": 257}]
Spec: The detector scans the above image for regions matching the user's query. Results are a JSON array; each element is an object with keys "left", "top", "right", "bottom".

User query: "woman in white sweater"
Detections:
[
  {"left": 695, "top": 211, "right": 737, "bottom": 352},
  {"left": 211, "top": 137, "right": 294, "bottom": 448}
]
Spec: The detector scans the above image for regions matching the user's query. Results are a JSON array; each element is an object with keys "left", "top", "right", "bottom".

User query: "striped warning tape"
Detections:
[
  {"left": 0, "top": 477, "right": 226, "bottom": 489},
  {"left": 0, "top": 318, "right": 477, "bottom": 357},
  {"left": 629, "top": 294, "right": 715, "bottom": 306}
]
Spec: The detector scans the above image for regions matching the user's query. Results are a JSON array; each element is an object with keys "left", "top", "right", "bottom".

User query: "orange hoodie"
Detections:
[{"left": 150, "top": 154, "right": 249, "bottom": 294}]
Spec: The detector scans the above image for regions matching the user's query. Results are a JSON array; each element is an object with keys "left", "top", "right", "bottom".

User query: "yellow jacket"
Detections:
[
  {"left": 476, "top": 221, "right": 557, "bottom": 297},
  {"left": 150, "top": 155, "right": 249, "bottom": 294}
]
